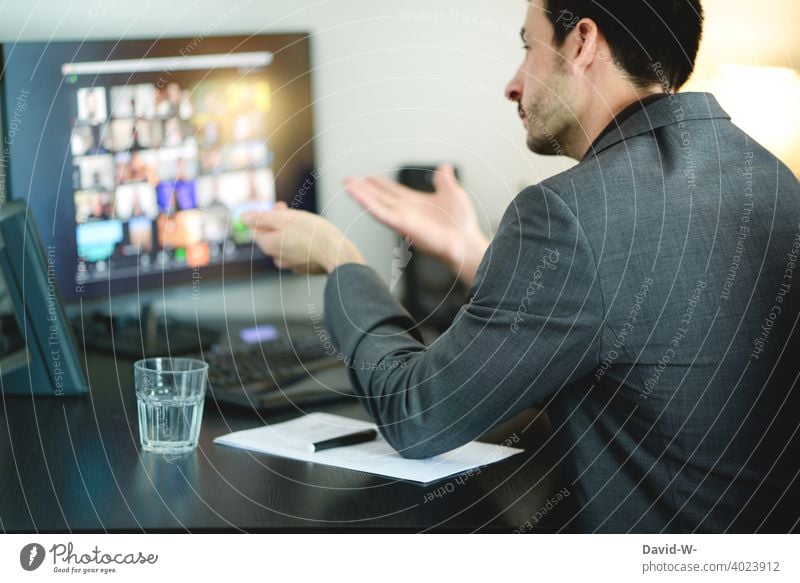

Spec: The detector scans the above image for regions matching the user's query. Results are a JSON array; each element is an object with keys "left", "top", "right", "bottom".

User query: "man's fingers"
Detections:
[
  {"left": 240, "top": 209, "right": 288, "bottom": 231},
  {"left": 345, "top": 180, "right": 405, "bottom": 229},
  {"left": 365, "top": 175, "right": 418, "bottom": 198},
  {"left": 252, "top": 231, "right": 283, "bottom": 257},
  {"left": 344, "top": 178, "right": 395, "bottom": 210},
  {"left": 362, "top": 200, "right": 400, "bottom": 230},
  {"left": 345, "top": 175, "right": 417, "bottom": 202},
  {"left": 433, "top": 163, "right": 456, "bottom": 192}
]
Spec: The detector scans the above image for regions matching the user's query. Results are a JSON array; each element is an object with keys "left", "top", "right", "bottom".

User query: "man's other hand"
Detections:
[
  {"left": 343, "top": 164, "right": 489, "bottom": 287},
  {"left": 241, "top": 202, "right": 366, "bottom": 275}
]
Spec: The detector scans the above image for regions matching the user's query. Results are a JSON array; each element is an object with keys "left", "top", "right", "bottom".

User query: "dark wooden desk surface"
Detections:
[{"left": 0, "top": 350, "right": 570, "bottom": 532}]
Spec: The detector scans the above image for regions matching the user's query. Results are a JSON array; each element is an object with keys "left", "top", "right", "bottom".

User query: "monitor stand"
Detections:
[{"left": 71, "top": 303, "right": 219, "bottom": 359}]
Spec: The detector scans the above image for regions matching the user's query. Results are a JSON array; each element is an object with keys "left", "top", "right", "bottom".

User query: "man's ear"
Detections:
[{"left": 563, "top": 18, "right": 599, "bottom": 75}]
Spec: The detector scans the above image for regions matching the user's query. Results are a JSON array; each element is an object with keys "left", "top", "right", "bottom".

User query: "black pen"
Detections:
[{"left": 307, "top": 429, "right": 378, "bottom": 453}]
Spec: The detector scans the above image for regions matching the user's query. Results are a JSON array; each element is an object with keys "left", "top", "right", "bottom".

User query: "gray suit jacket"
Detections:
[{"left": 324, "top": 93, "right": 800, "bottom": 533}]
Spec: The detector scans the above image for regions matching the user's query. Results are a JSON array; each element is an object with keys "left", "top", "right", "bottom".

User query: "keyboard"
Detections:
[{"left": 201, "top": 333, "right": 354, "bottom": 410}]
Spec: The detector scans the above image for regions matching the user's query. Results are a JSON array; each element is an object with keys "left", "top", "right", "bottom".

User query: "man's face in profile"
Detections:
[{"left": 506, "top": 0, "right": 576, "bottom": 156}]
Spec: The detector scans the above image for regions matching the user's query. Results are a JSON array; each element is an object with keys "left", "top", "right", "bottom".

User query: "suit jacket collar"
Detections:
[{"left": 584, "top": 92, "right": 731, "bottom": 160}]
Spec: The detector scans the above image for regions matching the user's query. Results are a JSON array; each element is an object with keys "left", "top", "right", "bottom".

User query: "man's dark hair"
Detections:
[{"left": 544, "top": 0, "right": 704, "bottom": 90}]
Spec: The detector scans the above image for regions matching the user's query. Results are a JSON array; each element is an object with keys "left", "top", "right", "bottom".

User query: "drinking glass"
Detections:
[{"left": 134, "top": 357, "right": 208, "bottom": 454}]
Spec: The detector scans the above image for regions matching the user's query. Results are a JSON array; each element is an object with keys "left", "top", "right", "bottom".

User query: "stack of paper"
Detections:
[{"left": 213, "top": 412, "right": 524, "bottom": 484}]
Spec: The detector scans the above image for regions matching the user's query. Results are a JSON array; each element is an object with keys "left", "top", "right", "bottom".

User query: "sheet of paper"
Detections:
[{"left": 213, "top": 412, "right": 524, "bottom": 484}]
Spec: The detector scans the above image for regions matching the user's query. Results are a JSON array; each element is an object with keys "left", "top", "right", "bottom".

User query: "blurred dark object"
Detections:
[
  {"left": 397, "top": 165, "right": 468, "bottom": 334},
  {"left": 71, "top": 305, "right": 219, "bottom": 359}
]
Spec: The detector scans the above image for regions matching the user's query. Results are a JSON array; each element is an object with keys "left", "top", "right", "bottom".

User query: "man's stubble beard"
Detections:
[{"left": 522, "top": 72, "right": 576, "bottom": 157}]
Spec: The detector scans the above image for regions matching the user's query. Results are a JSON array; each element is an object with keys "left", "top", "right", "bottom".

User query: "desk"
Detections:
[{"left": 0, "top": 351, "right": 570, "bottom": 532}]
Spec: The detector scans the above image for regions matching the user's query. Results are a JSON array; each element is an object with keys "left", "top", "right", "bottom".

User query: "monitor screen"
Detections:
[{"left": 1, "top": 34, "right": 316, "bottom": 302}]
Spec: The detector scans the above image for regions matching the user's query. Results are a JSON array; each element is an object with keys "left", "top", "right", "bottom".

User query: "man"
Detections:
[{"left": 242, "top": 0, "right": 800, "bottom": 533}]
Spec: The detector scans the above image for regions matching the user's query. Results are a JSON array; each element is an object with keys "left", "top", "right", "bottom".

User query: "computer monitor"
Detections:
[{"left": 0, "top": 34, "right": 316, "bottom": 303}]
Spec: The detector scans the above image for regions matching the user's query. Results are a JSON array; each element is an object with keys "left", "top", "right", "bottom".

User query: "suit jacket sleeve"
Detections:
[{"left": 324, "top": 184, "right": 604, "bottom": 458}]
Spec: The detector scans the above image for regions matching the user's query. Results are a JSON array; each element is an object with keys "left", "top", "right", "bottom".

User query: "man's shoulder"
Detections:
[
  {"left": 528, "top": 111, "right": 756, "bottom": 203},
  {"left": 517, "top": 161, "right": 606, "bottom": 213}
]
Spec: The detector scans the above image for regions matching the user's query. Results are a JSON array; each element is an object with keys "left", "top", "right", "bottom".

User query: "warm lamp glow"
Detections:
[{"left": 688, "top": 65, "right": 800, "bottom": 177}]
